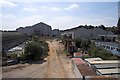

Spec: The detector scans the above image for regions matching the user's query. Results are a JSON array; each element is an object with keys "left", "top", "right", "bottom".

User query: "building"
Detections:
[
  {"left": 16, "top": 22, "right": 52, "bottom": 37},
  {"left": 61, "top": 27, "right": 114, "bottom": 40},
  {"left": 95, "top": 41, "right": 120, "bottom": 56},
  {"left": 84, "top": 58, "right": 120, "bottom": 76},
  {"left": 72, "top": 57, "right": 120, "bottom": 80},
  {"left": 33, "top": 22, "right": 52, "bottom": 36},
  {"left": 16, "top": 27, "right": 34, "bottom": 36},
  {"left": 51, "top": 29, "right": 60, "bottom": 37},
  {"left": 98, "top": 34, "right": 118, "bottom": 42}
]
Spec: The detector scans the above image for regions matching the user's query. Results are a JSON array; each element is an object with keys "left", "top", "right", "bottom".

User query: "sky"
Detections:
[{"left": 0, "top": 0, "right": 119, "bottom": 30}]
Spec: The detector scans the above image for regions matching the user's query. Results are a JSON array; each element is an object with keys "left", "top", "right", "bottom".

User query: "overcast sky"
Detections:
[{"left": 0, "top": 0, "right": 119, "bottom": 30}]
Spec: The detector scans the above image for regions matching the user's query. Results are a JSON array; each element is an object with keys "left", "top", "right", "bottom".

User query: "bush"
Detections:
[
  {"left": 25, "top": 41, "right": 43, "bottom": 60},
  {"left": 74, "top": 38, "right": 91, "bottom": 52},
  {"left": 18, "top": 53, "right": 26, "bottom": 61},
  {"left": 64, "top": 50, "right": 70, "bottom": 56},
  {"left": 74, "top": 38, "right": 82, "bottom": 48},
  {"left": 88, "top": 43, "right": 116, "bottom": 60},
  {"left": 32, "top": 36, "right": 39, "bottom": 41},
  {"left": 39, "top": 41, "right": 49, "bottom": 57},
  {"left": 21, "top": 37, "right": 49, "bottom": 60}
]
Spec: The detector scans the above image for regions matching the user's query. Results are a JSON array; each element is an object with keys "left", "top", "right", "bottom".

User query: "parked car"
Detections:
[{"left": 7, "top": 60, "right": 18, "bottom": 66}]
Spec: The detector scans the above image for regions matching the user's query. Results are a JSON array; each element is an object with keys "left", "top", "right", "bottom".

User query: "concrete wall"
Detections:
[{"left": 71, "top": 59, "right": 83, "bottom": 80}]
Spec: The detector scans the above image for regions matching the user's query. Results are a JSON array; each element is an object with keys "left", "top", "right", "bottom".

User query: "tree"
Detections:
[
  {"left": 74, "top": 38, "right": 82, "bottom": 48},
  {"left": 89, "top": 25, "right": 94, "bottom": 29},
  {"left": 98, "top": 25, "right": 106, "bottom": 30},
  {"left": 32, "top": 35, "right": 39, "bottom": 41},
  {"left": 81, "top": 39, "right": 91, "bottom": 51},
  {"left": 97, "top": 49, "right": 113, "bottom": 60},
  {"left": 106, "top": 26, "right": 118, "bottom": 34},
  {"left": 88, "top": 44, "right": 115, "bottom": 60},
  {"left": 25, "top": 41, "right": 43, "bottom": 60}
]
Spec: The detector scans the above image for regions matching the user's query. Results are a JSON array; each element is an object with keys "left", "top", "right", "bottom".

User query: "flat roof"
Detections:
[
  {"left": 77, "top": 64, "right": 97, "bottom": 76},
  {"left": 97, "top": 68, "right": 120, "bottom": 75},
  {"left": 87, "top": 60, "right": 120, "bottom": 65},
  {"left": 94, "top": 63, "right": 120, "bottom": 69},
  {"left": 85, "top": 57, "right": 102, "bottom": 62},
  {"left": 71, "top": 58, "right": 86, "bottom": 65}
]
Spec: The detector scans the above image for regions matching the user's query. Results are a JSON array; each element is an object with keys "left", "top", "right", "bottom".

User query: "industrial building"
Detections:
[
  {"left": 16, "top": 22, "right": 60, "bottom": 37},
  {"left": 71, "top": 57, "right": 119, "bottom": 80},
  {"left": 95, "top": 41, "right": 120, "bottom": 56}
]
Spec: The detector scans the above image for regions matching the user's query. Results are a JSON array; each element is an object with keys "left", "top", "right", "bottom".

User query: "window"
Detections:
[
  {"left": 106, "top": 46, "right": 110, "bottom": 49},
  {"left": 118, "top": 48, "right": 120, "bottom": 52},
  {"left": 111, "top": 47, "right": 114, "bottom": 50},
  {"left": 116, "top": 48, "right": 119, "bottom": 51},
  {"left": 103, "top": 45, "right": 106, "bottom": 48}
]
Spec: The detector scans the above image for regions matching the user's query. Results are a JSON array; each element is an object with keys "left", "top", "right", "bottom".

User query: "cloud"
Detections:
[
  {"left": 22, "top": 6, "right": 62, "bottom": 13},
  {"left": 46, "top": 16, "right": 80, "bottom": 30},
  {"left": 1, "top": 14, "right": 117, "bottom": 30},
  {"left": 40, "top": 6, "right": 62, "bottom": 11},
  {"left": 50, "top": 7, "right": 61, "bottom": 11},
  {"left": 2, "top": 14, "right": 44, "bottom": 30},
  {"left": 23, "top": 7, "right": 37, "bottom": 12},
  {"left": 16, "top": 15, "right": 43, "bottom": 27},
  {"left": 22, "top": 4, "right": 79, "bottom": 13},
  {"left": 46, "top": 15, "right": 117, "bottom": 30},
  {"left": 65, "top": 4, "right": 79, "bottom": 10},
  {"left": 0, "top": 0, "right": 17, "bottom": 7}
]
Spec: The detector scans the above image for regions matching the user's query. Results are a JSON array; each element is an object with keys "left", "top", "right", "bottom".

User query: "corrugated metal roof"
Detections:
[
  {"left": 97, "top": 68, "right": 120, "bottom": 75},
  {"left": 85, "top": 57, "right": 102, "bottom": 62},
  {"left": 95, "top": 42, "right": 120, "bottom": 48},
  {"left": 94, "top": 63, "right": 120, "bottom": 69},
  {"left": 87, "top": 60, "right": 120, "bottom": 65}
]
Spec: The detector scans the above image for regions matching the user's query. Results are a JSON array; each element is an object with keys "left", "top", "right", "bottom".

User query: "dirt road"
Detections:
[
  {"left": 3, "top": 40, "right": 75, "bottom": 78},
  {"left": 47, "top": 41, "right": 66, "bottom": 78}
]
